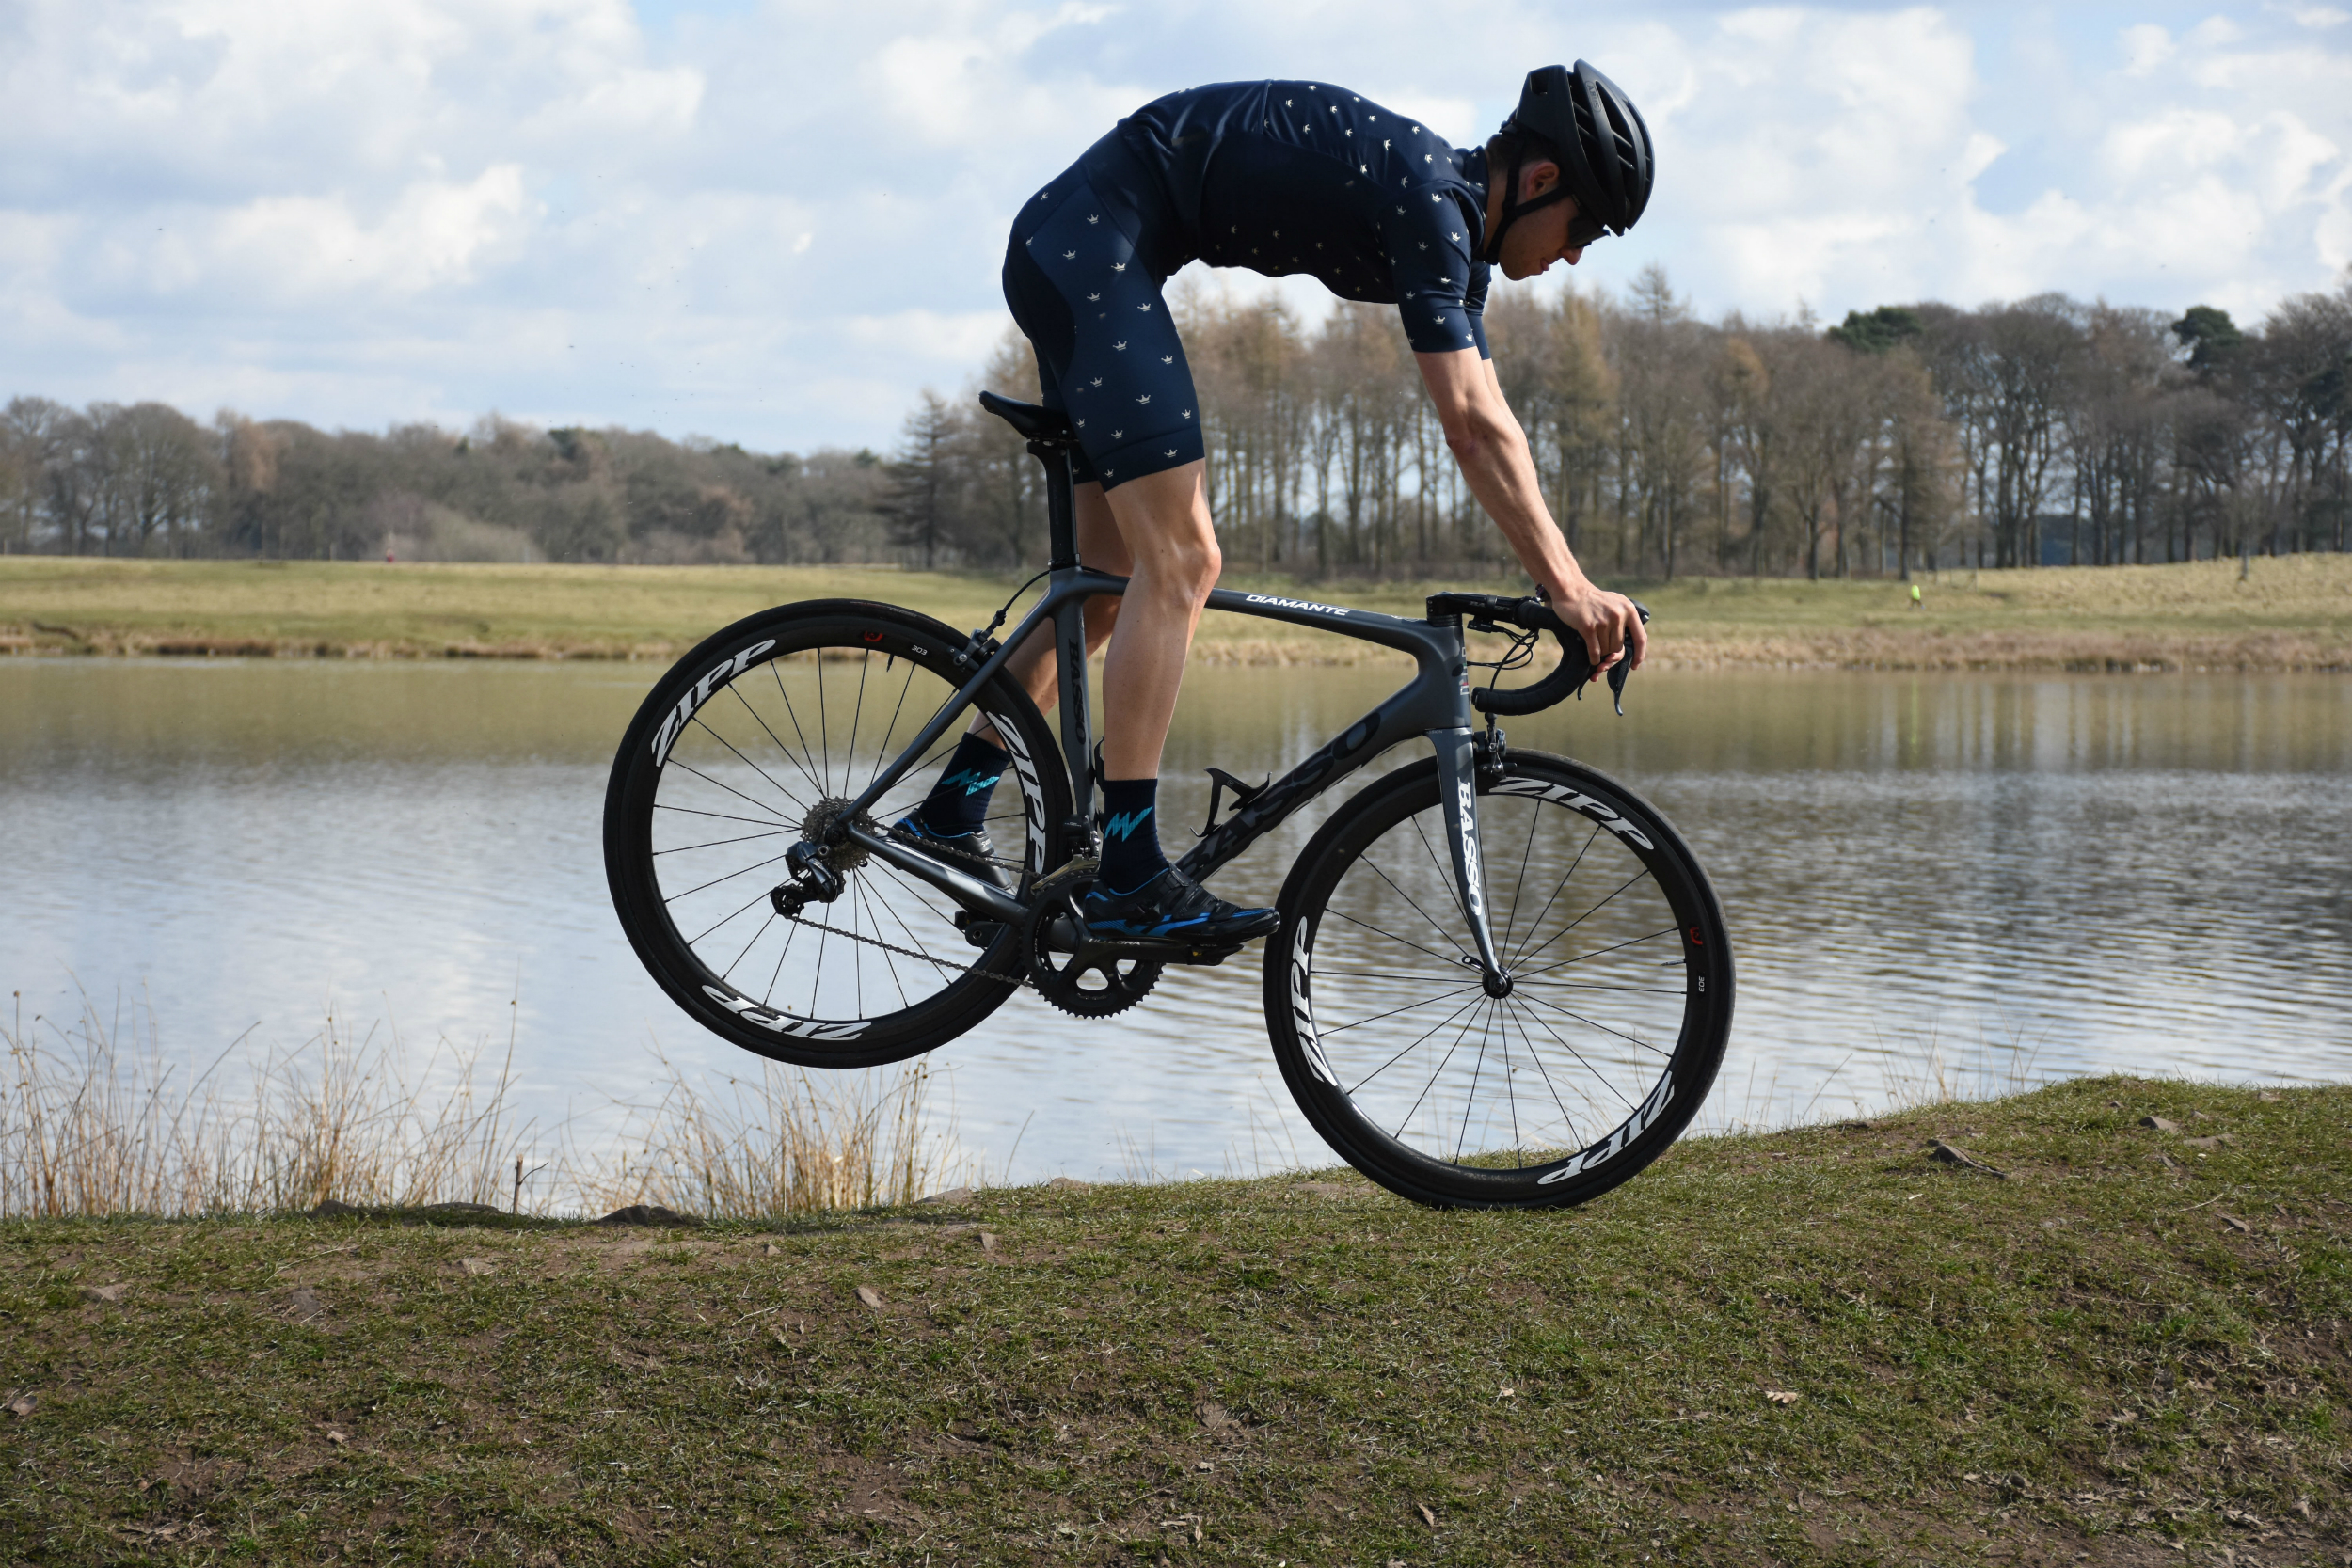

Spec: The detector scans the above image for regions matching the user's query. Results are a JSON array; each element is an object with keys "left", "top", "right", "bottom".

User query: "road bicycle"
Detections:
[{"left": 603, "top": 392, "right": 1734, "bottom": 1209}]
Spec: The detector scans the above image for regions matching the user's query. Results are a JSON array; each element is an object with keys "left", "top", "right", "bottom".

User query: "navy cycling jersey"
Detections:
[
  {"left": 1005, "top": 80, "right": 1493, "bottom": 488},
  {"left": 1123, "top": 80, "right": 1494, "bottom": 356}
]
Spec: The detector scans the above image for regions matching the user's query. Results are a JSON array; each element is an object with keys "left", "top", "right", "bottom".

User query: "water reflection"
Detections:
[{"left": 2, "top": 658, "right": 2345, "bottom": 1183}]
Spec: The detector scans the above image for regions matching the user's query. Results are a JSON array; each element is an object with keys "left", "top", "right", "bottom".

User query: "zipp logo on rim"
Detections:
[
  {"left": 703, "top": 985, "right": 869, "bottom": 1041},
  {"left": 1488, "top": 777, "right": 1656, "bottom": 850},
  {"left": 988, "top": 713, "right": 1051, "bottom": 874},
  {"left": 1290, "top": 922, "right": 1341, "bottom": 1086},
  {"left": 652, "top": 640, "right": 778, "bottom": 765},
  {"left": 1537, "top": 1073, "right": 1675, "bottom": 1182}
]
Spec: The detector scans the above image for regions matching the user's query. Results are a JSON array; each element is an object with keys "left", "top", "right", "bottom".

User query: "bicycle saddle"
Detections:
[{"left": 977, "top": 390, "right": 1074, "bottom": 445}]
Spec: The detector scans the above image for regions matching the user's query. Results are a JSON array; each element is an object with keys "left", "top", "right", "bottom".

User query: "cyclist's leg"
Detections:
[{"left": 1095, "top": 460, "right": 1212, "bottom": 781}]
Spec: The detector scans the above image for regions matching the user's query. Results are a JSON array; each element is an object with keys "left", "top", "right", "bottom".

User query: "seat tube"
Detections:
[
  {"left": 1038, "top": 441, "right": 1097, "bottom": 842},
  {"left": 1430, "top": 727, "right": 1507, "bottom": 987}
]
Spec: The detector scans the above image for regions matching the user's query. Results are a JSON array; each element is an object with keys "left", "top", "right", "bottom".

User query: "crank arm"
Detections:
[
  {"left": 1430, "top": 727, "right": 1508, "bottom": 990},
  {"left": 840, "top": 821, "right": 1027, "bottom": 924}
]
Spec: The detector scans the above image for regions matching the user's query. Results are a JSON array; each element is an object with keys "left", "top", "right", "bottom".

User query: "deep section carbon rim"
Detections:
[
  {"left": 1268, "top": 752, "right": 1731, "bottom": 1207},
  {"left": 607, "top": 602, "right": 1069, "bottom": 1067}
]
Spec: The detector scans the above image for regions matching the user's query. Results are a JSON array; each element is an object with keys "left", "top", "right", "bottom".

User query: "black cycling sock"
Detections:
[
  {"left": 1097, "top": 776, "right": 1168, "bottom": 895},
  {"left": 917, "top": 732, "right": 1011, "bottom": 838}
]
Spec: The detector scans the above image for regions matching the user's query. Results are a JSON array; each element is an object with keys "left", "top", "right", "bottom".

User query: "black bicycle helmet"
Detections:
[{"left": 1480, "top": 60, "right": 1655, "bottom": 264}]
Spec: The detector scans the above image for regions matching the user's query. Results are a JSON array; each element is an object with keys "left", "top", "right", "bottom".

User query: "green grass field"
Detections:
[
  {"left": 3, "top": 554, "right": 2347, "bottom": 669},
  {"left": 4, "top": 1078, "right": 2344, "bottom": 1565}
]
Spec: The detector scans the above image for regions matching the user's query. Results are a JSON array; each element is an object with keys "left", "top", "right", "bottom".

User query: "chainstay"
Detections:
[
  {"left": 777, "top": 911, "right": 1023, "bottom": 986},
  {"left": 783, "top": 909, "right": 1208, "bottom": 972},
  {"left": 779, "top": 851, "right": 1232, "bottom": 988}
]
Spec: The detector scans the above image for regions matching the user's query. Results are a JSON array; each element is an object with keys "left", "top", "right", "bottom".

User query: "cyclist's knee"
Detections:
[{"left": 1152, "top": 531, "right": 1218, "bottom": 604}]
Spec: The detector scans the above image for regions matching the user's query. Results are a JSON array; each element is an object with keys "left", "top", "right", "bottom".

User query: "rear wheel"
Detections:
[
  {"left": 1264, "top": 750, "right": 1732, "bottom": 1208},
  {"left": 604, "top": 600, "right": 1071, "bottom": 1068}
]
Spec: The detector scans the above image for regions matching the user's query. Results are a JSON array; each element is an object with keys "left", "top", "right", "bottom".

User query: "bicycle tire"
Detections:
[
  {"left": 1263, "top": 749, "right": 1732, "bottom": 1208},
  {"left": 605, "top": 600, "right": 1072, "bottom": 1068}
]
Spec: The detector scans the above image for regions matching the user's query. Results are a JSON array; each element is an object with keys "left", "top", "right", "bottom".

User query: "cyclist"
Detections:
[{"left": 897, "top": 63, "right": 1656, "bottom": 953}]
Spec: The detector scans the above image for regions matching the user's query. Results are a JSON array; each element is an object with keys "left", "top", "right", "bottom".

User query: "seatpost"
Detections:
[
  {"left": 1038, "top": 440, "right": 1078, "bottom": 570},
  {"left": 1034, "top": 439, "right": 1098, "bottom": 846}
]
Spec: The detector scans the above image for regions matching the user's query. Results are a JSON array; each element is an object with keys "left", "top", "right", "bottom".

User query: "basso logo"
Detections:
[
  {"left": 1454, "top": 779, "right": 1486, "bottom": 924},
  {"left": 1537, "top": 1073, "right": 1675, "bottom": 1182},
  {"left": 1245, "top": 594, "right": 1352, "bottom": 617},
  {"left": 652, "top": 640, "right": 778, "bottom": 765},
  {"left": 1487, "top": 777, "right": 1655, "bottom": 850},
  {"left": 703, "top": 985, "right": 869, "bottom": 1041}
]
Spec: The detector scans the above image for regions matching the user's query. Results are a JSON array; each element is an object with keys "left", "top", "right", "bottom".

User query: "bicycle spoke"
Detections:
[
  {"left": 1454, "top": 1005, "right": 1496, "bottom": 1163},
  {"left": 690, "top": 711, "right": 817, "bottom": 820},
  {"left": 1394, "top": 999, "right": 1485, "bottom": 1145},
  {"left": 722, "top": 910, "right": 777, "bottom": 982},
  {"left": 655, "top": 827, "right": 797, "bottom": 857},
  {"left": 663, "top": 847, "right": 795, "bottom": 905},
  {"left": 1343, "top": 991, "right": 1488, "bottom": 1099},
  {"left": 664, "top": 759, "right": 798, "bottom": 827},
  {"left": 727, "top": 677, "right": 826, "bottom": 802},
  {"left": 1325, "top": 908, "right": 1472, "bottom": 971},
  {"left": 1510, "top": 974, "right": 1687, "bottom": 997},
  {"left": 815, "top": 655, "right": 832, "bottom": 794},
  {"left": 655, "top": 801, "right": 802, "bottom": 831},
  {"left": 766, "top": 658, "right": 829, "bottom": 800},
  {"left": 1353, "top": 831, "right": 1475, "bottom": 958},
  {"left": 1501, "top": 801, "right": 1542, "bottom": 957},
  {"left": 845, "top": 649, "right": 871, "bottom": 790},
  {"left": 1408, "top": 810, "right": 1482, "bottom": 930},
  {"left": 1509, "top": 867, "right": 1652, "bottom": 970},
  {"left": 1511, "top": 987, "right": 1672, "bottom": 1058},
  {"left": 1506, "top": 996, "right": 1591, "bottom": 1150},
  {"left": 1309, "top": 979, "right": 1486, "bottom": 1037},
  {"left": 761, "top": 915, "right": 800, "bottom": 1009},
  {"left": 1512, "top": 925, "right": 1682, "bottom": 980},
  {"left": 685, "top": 886, "right": 773, "bottom": 947},
  {"left": 1506, "top": 819, "right": 1602, "bottom": 966},
  {"left": 1512, "top": 999, "right": 1642, "bottom": 1115}
]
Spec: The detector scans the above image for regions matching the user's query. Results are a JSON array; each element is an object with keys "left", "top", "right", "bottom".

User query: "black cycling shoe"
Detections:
[
  {"left": 890, "top": 815, "right": 1012, "bottom": 890},
  {"left": 1080, "top": 866, "right": 1279, "bottom": 949}
]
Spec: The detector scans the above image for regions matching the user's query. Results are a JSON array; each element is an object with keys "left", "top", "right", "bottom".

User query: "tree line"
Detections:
[
  {"left": 890, "top": 264, "right": 2352, "bottom": 579},
  {"left": 0, "top": 402, "right": 897, "bottom": 565},
  {"left": 9, "top": 264, "right": 2346, "bottom": 579}
]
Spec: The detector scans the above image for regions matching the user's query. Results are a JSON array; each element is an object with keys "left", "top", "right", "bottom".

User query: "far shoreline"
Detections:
[{"left": 4, "top": 554, "right": 2347, "bottom": 673}]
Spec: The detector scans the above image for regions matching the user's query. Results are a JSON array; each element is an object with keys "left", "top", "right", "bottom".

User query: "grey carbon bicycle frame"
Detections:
[{"left": 831, "top": 436, "right": 1511, "bottom": 983}]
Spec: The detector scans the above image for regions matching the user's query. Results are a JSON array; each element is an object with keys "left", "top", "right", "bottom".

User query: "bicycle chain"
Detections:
[{"left": 774, "top": 912, "right": 1024, "bottom": 986}]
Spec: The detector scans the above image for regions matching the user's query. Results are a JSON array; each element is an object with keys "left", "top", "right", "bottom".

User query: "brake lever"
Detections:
[{"left": 1600, "top": 601, "right": 1654, "bottom": 715}]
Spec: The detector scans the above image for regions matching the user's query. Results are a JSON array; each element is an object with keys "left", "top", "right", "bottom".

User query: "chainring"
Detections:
[{"left": 1020, "top": 859, "right": 1165, "bottom": 1019}]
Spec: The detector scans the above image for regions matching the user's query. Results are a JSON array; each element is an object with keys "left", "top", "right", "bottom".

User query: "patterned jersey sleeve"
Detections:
[{"left": 1383, "top": 186, "right": 1490, "bottom": 357}]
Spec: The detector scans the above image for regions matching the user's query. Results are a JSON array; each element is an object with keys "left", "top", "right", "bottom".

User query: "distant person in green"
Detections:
[{"left": 1910, "top": 583, "right": 1922, "bottom": 610}]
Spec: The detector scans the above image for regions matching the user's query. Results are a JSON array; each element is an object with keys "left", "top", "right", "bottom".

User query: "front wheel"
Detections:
[{"left": 1264, "top": 750, "right": 1732, "bottom": 1208}]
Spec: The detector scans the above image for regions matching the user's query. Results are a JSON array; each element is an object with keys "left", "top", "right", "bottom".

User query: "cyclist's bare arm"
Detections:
[{"left": 1415, "top": 346, "right": 1646, "bottom": 673}]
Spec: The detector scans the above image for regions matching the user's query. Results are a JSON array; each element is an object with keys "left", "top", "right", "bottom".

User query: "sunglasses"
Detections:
[{"left": 1566, "top": 212, "right": 1611, "bottom": 250}]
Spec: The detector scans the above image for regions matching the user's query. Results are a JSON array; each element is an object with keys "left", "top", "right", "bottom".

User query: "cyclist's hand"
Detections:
[{"left": 1547, "top": 580, "right": 1646, "bottom": 676}]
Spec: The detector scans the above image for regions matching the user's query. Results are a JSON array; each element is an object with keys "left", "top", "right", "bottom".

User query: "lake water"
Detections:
[{"left": 4, "top": 657, "right": 2347, "bottom": 1185}]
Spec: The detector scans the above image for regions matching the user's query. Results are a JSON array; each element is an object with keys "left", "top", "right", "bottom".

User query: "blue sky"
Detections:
[{"left": 3, "top": 0, "right": 2347, "bottom": 452}]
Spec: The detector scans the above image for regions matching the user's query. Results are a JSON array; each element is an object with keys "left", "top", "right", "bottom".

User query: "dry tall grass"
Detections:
[
  {"left": 571, "top": 1054, "right": 961, "bottom": 1219},
  {"left": 0, "top": 991, "right": 963, "bottom": 1221}
]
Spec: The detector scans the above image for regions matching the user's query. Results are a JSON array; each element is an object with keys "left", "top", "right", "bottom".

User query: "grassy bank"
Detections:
[
  {"left": 4, "top": 1079, "right": 2344, "bottom": 1565},
  {"left": 3, "top": 554, "right": 2348, "bottom": 670}
]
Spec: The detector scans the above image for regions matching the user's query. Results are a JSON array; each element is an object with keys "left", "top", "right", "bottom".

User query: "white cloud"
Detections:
[{"left": 2, "top": 0, "right": 2349, "bottom": 451}]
